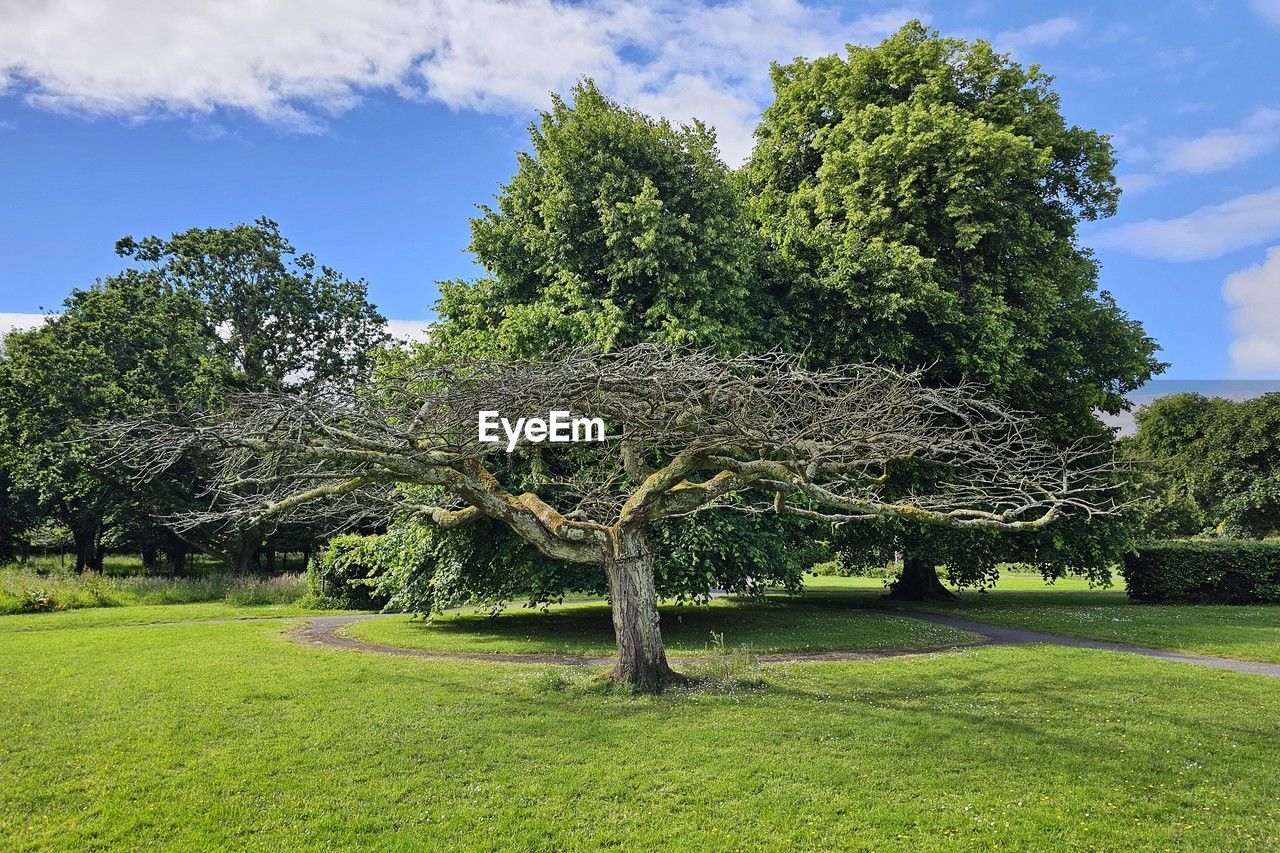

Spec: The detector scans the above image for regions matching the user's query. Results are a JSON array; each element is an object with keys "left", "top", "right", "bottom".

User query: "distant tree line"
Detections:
[{"left": 0, "top": 218, "right": 386, "bottom": 570}]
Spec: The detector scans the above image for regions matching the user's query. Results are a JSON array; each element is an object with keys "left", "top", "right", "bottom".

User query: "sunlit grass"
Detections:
[
  {"left": 805, "top": 573, "right": 1280, "bottom": 664},
  {"left": 0, "top": 566, "right": 311, "bottom": 615},
  {"left": 3, "top": 613, "right": 1279, "bottom": 849}
]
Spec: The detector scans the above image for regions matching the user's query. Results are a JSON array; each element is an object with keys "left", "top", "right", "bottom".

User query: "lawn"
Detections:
[
  {"left": 804, "top": 575, "right": 1280, "bottom": 664},
  {"left": 344, "top": 597, "right": 979, "bottom": 657},
  {"left": 3, "top": 606, "right": 1280, "bottom": 850}
]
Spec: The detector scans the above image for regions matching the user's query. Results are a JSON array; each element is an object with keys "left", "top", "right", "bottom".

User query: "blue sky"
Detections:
[{"left": 2, "top": 0, "right": 1279, "bottom": 379}]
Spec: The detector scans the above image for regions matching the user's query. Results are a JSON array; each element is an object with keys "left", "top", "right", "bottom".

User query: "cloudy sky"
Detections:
[{"left": 1, "top": 0, "right": 1279, "bottom": 378}]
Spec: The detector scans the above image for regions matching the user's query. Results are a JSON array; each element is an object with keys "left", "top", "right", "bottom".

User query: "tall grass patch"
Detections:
[{"left": 0, "top": 567, "right": 310, "bottom": 615}]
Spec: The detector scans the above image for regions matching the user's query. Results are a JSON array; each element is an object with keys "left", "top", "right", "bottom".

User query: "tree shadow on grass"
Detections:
[{"left": 394, "top": 597, "right": 965, "bottom": 656}]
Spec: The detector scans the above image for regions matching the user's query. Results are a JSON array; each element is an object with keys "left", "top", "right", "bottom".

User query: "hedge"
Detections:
[{"left": 1122, "top": 539, "right": 1280, "bottom": 604}]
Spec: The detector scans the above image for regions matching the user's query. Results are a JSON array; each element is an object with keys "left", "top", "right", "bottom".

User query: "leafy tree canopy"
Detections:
[
  {"left": 741, "top": 22, "right": 1164, "bottom": 588},
  {"left": 0, "top": 274, "right": 212, "bottom": 568},
  {"left": 1129, "top": 393, "right": 1280, "bottom": 539},
  {"left": 745, "top": 21, "right": 1162, "bottom": 439},
  {"left": 431, "top": 81, "right": 760, "bottom": 359},
  {"left": 1, "top": 219, "right": 390, "bottom": 570},
  {"left": 116, "top": 216, "right": 388, "bottom": 391},
  {"left": 396, "top": 82, "right": 816, "bottom": 609}
]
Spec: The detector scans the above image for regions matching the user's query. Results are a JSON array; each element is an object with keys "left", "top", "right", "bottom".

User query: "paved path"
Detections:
[
  {"left": 896, "top": 610, "right": 1280, "bottom": 679},
  {"left": 288, "top": 610, "right": 1280, "bottom": 678}
]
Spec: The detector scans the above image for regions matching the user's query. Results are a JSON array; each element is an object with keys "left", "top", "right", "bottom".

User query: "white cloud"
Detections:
[
  {"left": 1224, "top": 246, "right": 1280, "bottom": 373},
  {"left": 1158, "top": 107, "right": 1280, "bottom": 174},
  {"left": 0, "top": 312, "right": 49, "bottom": 339},
  {"left": 1116, "top": 172, "right": 1160, "bottom": 195},
  {"left": 1095, "top": 186, "right": 1280, "bottom": 261},
  {"left": 993, "top": 16, "right": 1079, "bottom": 52},
  {"left": 0, "top": 0, "right": 920, "bottom": 164},
  {"left": 1250, "top": 0, "right": 1280, "bottom": 27},
  {"left": 385, "top": 319, "right": 432, "bottom": 343}
]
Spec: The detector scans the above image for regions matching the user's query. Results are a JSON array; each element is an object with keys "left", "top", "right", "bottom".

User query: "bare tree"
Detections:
[{"left": 110, "top": 345, "right": 1122, "bottom": 691}]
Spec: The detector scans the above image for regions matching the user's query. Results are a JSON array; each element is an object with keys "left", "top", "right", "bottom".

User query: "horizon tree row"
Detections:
[{"left": 0, "top": 218, "right": 387, "bottom": 570}]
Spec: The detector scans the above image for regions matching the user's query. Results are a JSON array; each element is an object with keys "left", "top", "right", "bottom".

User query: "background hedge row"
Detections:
[{"left": 1122, "top": 540, "right": 1280, "bottom": 603}]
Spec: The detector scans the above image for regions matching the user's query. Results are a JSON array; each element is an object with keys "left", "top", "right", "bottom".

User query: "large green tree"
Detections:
[
  {"left": 432, "top": 81, "right": 759, "bottom": 359},
  {"left": 394, "top": 82, "right": 818, "bottom": 611},
  {"left": 115, "top": 217, "right": 390, "bottom": 569},
  {"left": 743, "top": 22, "right": 1163, "bottom": 595},
  {"left": 116, "top": 217, "right": 388, "bottom": 392},
  {"left": 0, "top": 219, "right": 390, "bottom": 572},
  {"left": 1129, "top": 393, "right": 1280, "bottom": 539}
]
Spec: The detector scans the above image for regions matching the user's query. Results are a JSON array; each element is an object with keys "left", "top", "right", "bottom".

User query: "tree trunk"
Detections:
[
  {"left": 164, "top": 544, "right": 188, "bottom": 575},
  {"left": 604, "top": 528, "right": 679, "bottom": 692},
  {"left": 886, "top": 554, "right": 957, "bottom": 601},
  {"left": 71, "top": 523, "right": 104, "bottom": 573},
  {"left": 226, "top": 531, "right": 259, "bottom": 574},
  {"left": 141, "top": 546, "right": 158, "bottom": 570},
  {"left": 72, "top": 527, "right": 93, "bottom": 573}
]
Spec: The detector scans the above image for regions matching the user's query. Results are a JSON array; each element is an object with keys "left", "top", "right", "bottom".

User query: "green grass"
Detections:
[
  {"left": 344, "top": 597, "right": 979, "bottom": 657},
  {"left": 804, "top": 572, "right": 1121, "bottom": 595},
  {"left": 804, "top": 574, "right": 1280, "bottom": 664},
  {"left": 3, "top": 610, "right": 1279, "bottom": 849}
]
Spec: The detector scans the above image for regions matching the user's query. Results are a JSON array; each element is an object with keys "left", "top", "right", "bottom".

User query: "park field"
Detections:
[
  {"left": 806, "top": 575, "right": 1280, "bottom": 665},
  {"left": 4, "top": 575, "right": 1280, "bottom": 850},
  {"left": 345, "top": 573, "right": 1280, "bottom": 666}
]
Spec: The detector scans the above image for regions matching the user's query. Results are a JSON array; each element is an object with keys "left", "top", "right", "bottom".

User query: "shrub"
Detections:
[
  {"left": 808, "top": 560, "right": 843, "bottom": 577},
  {"left": 1122, "top": 540, "right": 1280, "bottom": 604},
  {"left": 309, "top": 535, "right": 395, "bottom": 610}
]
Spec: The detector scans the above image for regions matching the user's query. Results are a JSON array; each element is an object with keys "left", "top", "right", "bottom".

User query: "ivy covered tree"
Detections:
[{"left": 743, "top": 22, "right": 1163, "bottom": 596}]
